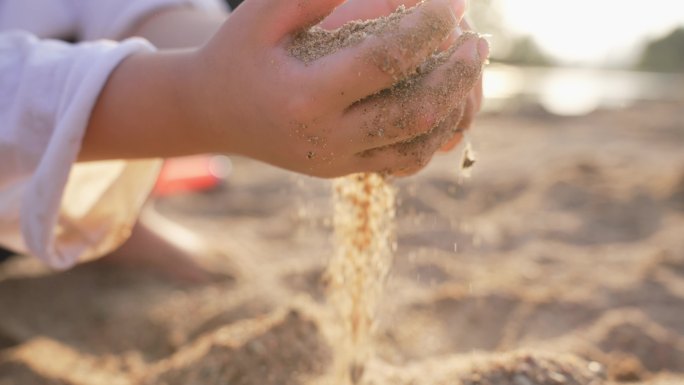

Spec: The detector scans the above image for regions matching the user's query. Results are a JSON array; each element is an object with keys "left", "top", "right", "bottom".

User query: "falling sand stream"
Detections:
[
  {"left": 325, "top": 146, "right": 475, "bottom": 384},
  {"left": 288, "top": 3, "right": 485, "bottom": 384},
  {"left": 327, "top": 173, "right": 396, "bottom": 383}
]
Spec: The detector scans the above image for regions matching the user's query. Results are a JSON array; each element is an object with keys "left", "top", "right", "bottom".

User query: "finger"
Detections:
[
  {"left": 439, "top": 76, "right": 481, "bottom": 152},
  {"left": 352, "top": 102, "right": 466, "bottom": 175},
  {"left": 439, "top": 101, "right": 469, "bottom": 152},
  {"left": 458, "top": 92, "right": 477, "bottom": 130},
  {"left": 473, "top": 73, "right": 484, "bottom": 112},
  {"left": 321, "top": 0, "right": 465, "bottom": 30},
  {"left": 246, "top": 0, "right": 346, "bottom": 42},
  {"left": 337, "top": 33, "right": 488, "bottom": 151},
  {"left": 441, "top": 35, "right": 484, "bottom": 152},
  {"left": 309, "top": 0, "right": 463, "bottom": 107},
  {"left": 314, "top": 103, "right": 462, "bottom": 177},
  {"left": 439, "top": 17, "right": 472, "bottom": 50},
  {"left": 460, "top": 18, "right": 473, "bottom": 32},
  {"left": 439, "top": 103, "right": 469, "bottom": 152}
]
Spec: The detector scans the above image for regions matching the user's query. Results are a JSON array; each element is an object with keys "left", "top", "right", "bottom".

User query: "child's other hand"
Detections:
[
  {"left": 323, "top": 2, "right": 484, "bottom": 156},
  {"left": 186, "top": 0, "right": 487, "bottom": 178},
  {"left": 320, "top": 0, "right": 465, "bottom": 30}
]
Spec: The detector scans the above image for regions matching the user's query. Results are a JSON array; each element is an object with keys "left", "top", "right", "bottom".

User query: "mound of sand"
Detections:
[
  {"left": 1, "top": 101, "right": 684, "bottom": 385},
  {"left": 0, "top": 302, "right": 607, "bottom": 385}
]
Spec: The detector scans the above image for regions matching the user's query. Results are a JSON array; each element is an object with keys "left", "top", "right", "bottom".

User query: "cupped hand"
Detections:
[
  {"left": 186, "top": 0, "right": 487, "bottom": 178},
  {"left": 322, "top": 0, "right": 485, "bottom": 157}
]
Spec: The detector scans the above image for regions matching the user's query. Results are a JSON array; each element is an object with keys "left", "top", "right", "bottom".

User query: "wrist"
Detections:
[
  {"left": 180, "top": 45, "right": 246, "bottom": 157},
  {"left": 162, "top": 49, "right": 212, "bottom": 154},
  {"left": 82, "top": 49, "right": 207, "bottom": 161}
]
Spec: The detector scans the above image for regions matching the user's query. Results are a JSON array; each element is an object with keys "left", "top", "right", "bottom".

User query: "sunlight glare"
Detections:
[{"left": 498, "top": 0, "right": 684, "bottom": 65}]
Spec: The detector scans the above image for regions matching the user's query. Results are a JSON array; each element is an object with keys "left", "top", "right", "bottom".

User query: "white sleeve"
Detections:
[
  {"left": 0, "top": 0, "right": 226, "bottom": 40},
  {"left": 0, "top": 32, "right": 161, "bottom": 269}
]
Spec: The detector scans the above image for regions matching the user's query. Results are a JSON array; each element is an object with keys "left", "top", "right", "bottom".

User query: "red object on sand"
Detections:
[{"left": 152, "top": 155, "right": 232, "bottom": 197}]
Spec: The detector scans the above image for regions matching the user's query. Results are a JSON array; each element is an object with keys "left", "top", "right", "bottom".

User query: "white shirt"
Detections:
[{"left": 0, "top": 0, "right": 224, "bottom": 269}]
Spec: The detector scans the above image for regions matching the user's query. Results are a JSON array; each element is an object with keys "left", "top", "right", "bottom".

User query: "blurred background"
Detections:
[
  {"left": 228, "top": 0, "right": 684, "bottom": 116},
  {"left": 469, "top": 0, "right": 684, "bottom": 116},
  {"left": 1, "top": 1, "right": 683, "bottom": 384}
]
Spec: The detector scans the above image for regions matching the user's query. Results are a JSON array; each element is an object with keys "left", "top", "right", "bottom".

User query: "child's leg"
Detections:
[
  {"left": 98, "top": 221, "right": 225, "bottom": 284},
  {"left": 0, "top": 229, "right": 215, "bottom": 284}
]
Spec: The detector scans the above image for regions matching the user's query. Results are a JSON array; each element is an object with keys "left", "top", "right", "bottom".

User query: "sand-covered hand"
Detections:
[{"left": 187, "top": 0, "right": 487, "bottom": 177}]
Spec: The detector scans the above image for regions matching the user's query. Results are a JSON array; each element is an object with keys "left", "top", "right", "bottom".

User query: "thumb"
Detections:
[{"left": 247, "top": 0, "right": 346, "bottom": 42}]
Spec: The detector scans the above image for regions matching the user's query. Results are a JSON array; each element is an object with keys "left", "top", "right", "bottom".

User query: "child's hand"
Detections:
[
  {"left": 322, "top": 0, "right": 485, "bottom": 157},
  {"left": 84, "top": 0, "right": 487, "bottom": 178},
  {"left": 185, "top": 0, "right": 487, "bottom": 178}
]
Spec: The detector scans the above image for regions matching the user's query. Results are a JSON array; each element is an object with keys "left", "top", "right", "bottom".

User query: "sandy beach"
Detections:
[{"left": 1, "top": 100, "right": 683, "bottom": 385}]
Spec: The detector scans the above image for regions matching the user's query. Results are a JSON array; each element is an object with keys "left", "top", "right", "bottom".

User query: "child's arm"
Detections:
[
  {"left": 0, "top": 0, "right": 229, "bottom": 269},
  {"left": 0, "top": 32, "right": 160, "bottom": 268},
  {"left": 123, "top": 6, "right": 228, "bottom": 49},
  {"left": 0, "top": 0, "right": 486, "bottom": 270},
  {"left": 82, "top": 0, "right": 488, "bottom": 178}
]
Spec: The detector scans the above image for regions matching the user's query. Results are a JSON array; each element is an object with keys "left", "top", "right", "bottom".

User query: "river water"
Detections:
[{"left": 484, "top": 64, "right": 684, "bottom": 116}]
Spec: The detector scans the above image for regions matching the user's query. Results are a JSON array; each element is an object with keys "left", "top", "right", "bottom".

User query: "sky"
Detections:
[{"left": 496, "top": 0, "right": 684, "bottom": 65}]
